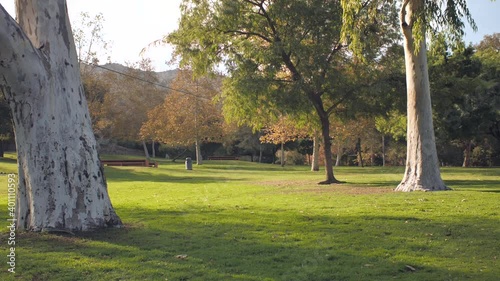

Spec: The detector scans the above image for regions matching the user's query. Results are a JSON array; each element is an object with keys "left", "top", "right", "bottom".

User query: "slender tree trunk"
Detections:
[
  {"left": 259, "top": 144, "right": 263, "bottom": 163},
  {"left": 311, "top": 133, "right": 320, "bottom": 171},
  {"left": 0, "top": 1, "right": 122, "bottom": 231},
  {"left": 195, "top": 139, "right": 202, "bottom": 165},
  {"left": 335, "top": 145, "right": 342, "bottom": 167},
  {"left": 382, "top": 135, "right": 386, "bottom": 167},
  {"left": 462, "top": 140, "right": 472, "bottom": 167},
  {"left": 396, "top": 0, "right": 448, "bottom": 191},
  {"left": 318, "top": 114, "right": 339, "bottom": 184},
  {"left": 272, "top": 147, "right": 276, "bottom": 164},
  {"left": 142, "top": 140, "right": 150, "bottom": 159},
  {"left": 151, "top": 140, "right": 156, "bottom": 158},
  {"left": 0, "top": 140, "right": 4, "bottom": 158},
  {"left": 280, "top": 141, "right": 285, "bottom": 167},
  {"left": 356, "top": 138, "right": 364, "bottom": 167}
]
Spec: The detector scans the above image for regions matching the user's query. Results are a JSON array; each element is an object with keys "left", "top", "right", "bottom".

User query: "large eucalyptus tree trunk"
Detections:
[
  {"left": 0, "top": 1, "right": 122, "bottom": 231},
  {"left": 396, "top": 0, "right": 448, "bottom": 192}
]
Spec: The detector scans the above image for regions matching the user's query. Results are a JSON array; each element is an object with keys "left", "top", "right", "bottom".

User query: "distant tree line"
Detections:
[{"left": 1, "top": 33, "right": 498, "bottom": 167}]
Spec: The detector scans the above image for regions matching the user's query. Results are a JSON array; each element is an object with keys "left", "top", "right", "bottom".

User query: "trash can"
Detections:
[{"left": 185, "top": 157, "right": 192, "bottom": 170}]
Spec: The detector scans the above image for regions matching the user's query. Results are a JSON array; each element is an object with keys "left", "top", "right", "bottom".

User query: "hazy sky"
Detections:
[
  {"left": 0, "top": 0, "right": 498, "bottom": 71},
  {"left": 0, "top": 0, "right": 182, "bottom": 71}
]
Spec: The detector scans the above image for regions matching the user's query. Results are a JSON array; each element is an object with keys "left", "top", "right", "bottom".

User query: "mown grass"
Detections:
[{"left": 0, "top": 153, "right": 499, "bottom": 280}]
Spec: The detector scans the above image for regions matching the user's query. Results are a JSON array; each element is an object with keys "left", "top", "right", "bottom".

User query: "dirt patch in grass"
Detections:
[{"left": 259, "top": 180, "right": 393, "bottom": 195}]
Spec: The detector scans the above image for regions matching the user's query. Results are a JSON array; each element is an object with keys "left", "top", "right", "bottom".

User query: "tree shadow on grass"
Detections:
[
  {"left": 204, "top": 162, "right": 295, "bottom": 173},
  {"left": 479, "top": 190, "right": 500, "bottom": 193},
  {"left": 0, "top": 157, "right": 17, "bottom": 164},
  {"left": 444, "top": 180, "right": 500, "bottom": 190},
  {"left": 339, "top": 178, "right": 499, "bottom": 191},
  {"left": 14, "top": 206, "right": 500, "bottom": 281},
  {"left": 105, "top": 167, "right": 242, "bottom": 184},
  {"left": 442, "top": 167, "right": 500, "bottom": 177}
]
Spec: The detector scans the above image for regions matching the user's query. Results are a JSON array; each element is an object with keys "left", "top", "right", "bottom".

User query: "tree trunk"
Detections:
[
  {"left": 335, "top": 145, "right": 342, "bottom": 167},
  {"left": 259, "top": 144, "right": 263, "bottom": 163},
  {"left": 356, "top": 138, "right": 364, "bottom": 167},
  {"left": 151, "top": 140, "right": 156, "bottom": 158},
  {"left": 280, "top": 141, "right": 285, "bottom": 167},
  {"left": 311, "top": 133, "right": 320, "bottom": 171},
  {"left": 272, "top": 147, "right": 276, "bottom": 164},
  {"left": 462, "top": 140, "right": 472, "bottom": 168},
  {"left": 395, "top": 0, "right": 448, "bottom": 192},
  {"left": 0, "top": 140, "right": 4, "bottom": 158},
  {"left": 0, "top": 1, "right": 122, "bottom": 231},
  {"left": 318, "top": 114, "right": 339, "bottom": 184},
  {"left": 195, "top": 139, "right": 202, "bottom": 165},
  {"left": 142, "top": 140, "right": 150, "bottom": 159},
  {"left": 382, "top": 135, "right": 386, "bottom": 167}
]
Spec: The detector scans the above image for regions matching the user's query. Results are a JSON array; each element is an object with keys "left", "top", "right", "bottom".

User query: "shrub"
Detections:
[{"left": 275, "top": 149, "right": 305, "bottom": 165}]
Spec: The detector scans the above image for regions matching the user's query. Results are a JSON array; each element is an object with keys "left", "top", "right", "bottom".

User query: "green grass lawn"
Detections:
[{"left": 0, "top": 153, "right": 499, "bottom": 280}]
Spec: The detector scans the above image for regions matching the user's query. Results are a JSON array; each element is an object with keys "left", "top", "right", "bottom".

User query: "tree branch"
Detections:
[
  {"left": 223, "top": 29, "right": 272, "bottom": 43},
  {"left": 251, "top": 1, "right": 301, "bottom": 82},
  {"left": 326, "top": 42, "right": 345, "bottom": 64},
  {"left": 400, "top": 0, "right": 411, "bottom": 27},
  {"left": 257, "top": 2, "right": 278, "bottom": 38},
  {"left": 326, "top": 94, "right": 348, "bottom": 116},
  {"left": 241, "top": 0, "right": 264, "bottom": 6}
]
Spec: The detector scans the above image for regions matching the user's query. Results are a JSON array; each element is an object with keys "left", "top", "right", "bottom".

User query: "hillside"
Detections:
[{"left": 89, "top": 63, "right": 178, "bottom": 86}]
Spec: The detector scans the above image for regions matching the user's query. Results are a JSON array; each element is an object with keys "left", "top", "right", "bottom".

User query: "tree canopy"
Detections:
[{"left": 167, "top": 0, "right": 399, "bottom": 183}]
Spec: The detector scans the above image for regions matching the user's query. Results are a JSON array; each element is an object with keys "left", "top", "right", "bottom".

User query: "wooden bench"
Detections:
[
  {"left": 101, "top": 159, "right": 158, "bottom": 168},
  {"left": 207, "top": 156, "right": 240, "bottom": 160}
]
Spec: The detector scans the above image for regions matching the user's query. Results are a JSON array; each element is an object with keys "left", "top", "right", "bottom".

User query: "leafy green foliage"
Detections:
[
  {"left": 168, "top": 0, "right": 399, "bottom": 183},
  {"left": 169, "top": 0, "right": 398, "bottom": 121},
  {"left": 341, "top": 0, "right": 476, "bottom": 54},
  {"left": 474, "top": 33, "right": 500, "bottom": 144},
  {"left": 341, "top": 0, "right": 400, "bottom": 58},
  {"left": 431, "top": 42, "right": 499, "bottom": 146},
  {"left": 375, "top": 110, "right": 407, "bottom": 141}
]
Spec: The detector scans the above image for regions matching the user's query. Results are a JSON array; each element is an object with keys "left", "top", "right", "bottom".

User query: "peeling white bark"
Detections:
[
  {"left": 0, "top": 1, "right": 122, "bottom": 231},
  {"left": 395, "top": 0, "right": 448, "bottom": 192}
]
